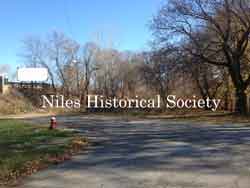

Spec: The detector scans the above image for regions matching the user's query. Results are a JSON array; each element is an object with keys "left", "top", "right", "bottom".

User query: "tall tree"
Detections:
[
  {"left": 80, "top": 42, "right": 100, "bottom": 103},
  {"left": 21, "top": 37, "right": 56, "bottom": 90},
  {"left": 139, "top": 49, "right": 178, "bottom": 106},
  {"left": 47, "top": 31, "right": 80, "bottom": 96},
  {"left": 151, "top": 0, "right": 250, "bottom": 114}
]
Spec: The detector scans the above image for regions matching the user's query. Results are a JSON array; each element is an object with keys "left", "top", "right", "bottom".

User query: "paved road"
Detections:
[{"left": 21, "top": 115, "right": 250, "bottom": 188}]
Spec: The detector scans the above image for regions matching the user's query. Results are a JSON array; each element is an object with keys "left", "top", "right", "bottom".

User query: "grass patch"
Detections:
[{"left": 0, "top": 119, "right": 87, "bottom": 186}]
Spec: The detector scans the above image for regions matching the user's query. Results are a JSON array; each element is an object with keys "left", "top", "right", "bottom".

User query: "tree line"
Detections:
[{"left": 21, "top": 0, "right": 250, "bottom": 115}]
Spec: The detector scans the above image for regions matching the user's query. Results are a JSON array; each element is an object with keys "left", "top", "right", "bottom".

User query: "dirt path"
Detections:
[{"left": 19, "top": 115, "right": 250, "bottom": 188}]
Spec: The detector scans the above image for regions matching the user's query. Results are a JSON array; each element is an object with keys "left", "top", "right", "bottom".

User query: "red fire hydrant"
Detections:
[{"left": 50, "top": 117, "right": 57, "bottom": 130}]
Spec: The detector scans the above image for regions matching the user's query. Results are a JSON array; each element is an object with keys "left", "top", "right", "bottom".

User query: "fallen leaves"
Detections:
[{"left": 0, "top": 136, "right": 88, "bottom": 187}]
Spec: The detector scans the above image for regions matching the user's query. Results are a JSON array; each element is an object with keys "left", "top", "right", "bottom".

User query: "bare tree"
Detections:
[
  {"left": 190, "top": 62, "right": 224, "bottom": 103},
  {"left": 21, "top": 36, "right": 56, "bottom": 90},
  {"left": 22, "top": 31, "right": 81, "bottom": 95},
  {"left": 139, "top": 49, "right": 178, "bottom": 106},
  {"left": 47, "top": 31, "right": 80, "bottom": 96},
  {"left": 79, "top": 42, "right": 100, "bottom": 104},
  {"left": 94, "top": 49, "right": 120, "bottom": 97},
  {"left": 151, "top": 0, "right": 250, "bottom": 114}
]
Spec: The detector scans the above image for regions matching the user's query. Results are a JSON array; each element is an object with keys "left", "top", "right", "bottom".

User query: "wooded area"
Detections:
[{"left": 14, "top": 0, "right": 250, "bottom": 115}]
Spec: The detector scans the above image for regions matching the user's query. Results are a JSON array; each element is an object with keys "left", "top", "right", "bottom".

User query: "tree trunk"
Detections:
[
  {"left": 51, "top": 78, "right": 56, "bottom": 93},
  {"left": 235, "top": 87, "right": 247, "bottom": 115},
  {"left": 224, "top": 75, "right": 230, "bottom": 111},
  {"left": 228, "top": 61, "right": 247, "bottom": 115}
]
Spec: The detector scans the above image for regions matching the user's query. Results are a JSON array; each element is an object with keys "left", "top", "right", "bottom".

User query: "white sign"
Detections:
[{"left": 17, "top": 68, "right": 49, "bottom": 82}]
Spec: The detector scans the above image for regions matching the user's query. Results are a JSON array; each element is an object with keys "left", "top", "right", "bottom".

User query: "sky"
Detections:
[{"left": 0, "top": 0, "right": 163, "bottom": 72}]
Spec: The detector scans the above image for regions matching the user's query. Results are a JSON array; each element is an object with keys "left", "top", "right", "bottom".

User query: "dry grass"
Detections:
[
  {"left": 0, "top": 90, "right": 34, "bottom": 115},
  {"left": 0, "top": 119, "right": 87, "bottom": 186}
]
